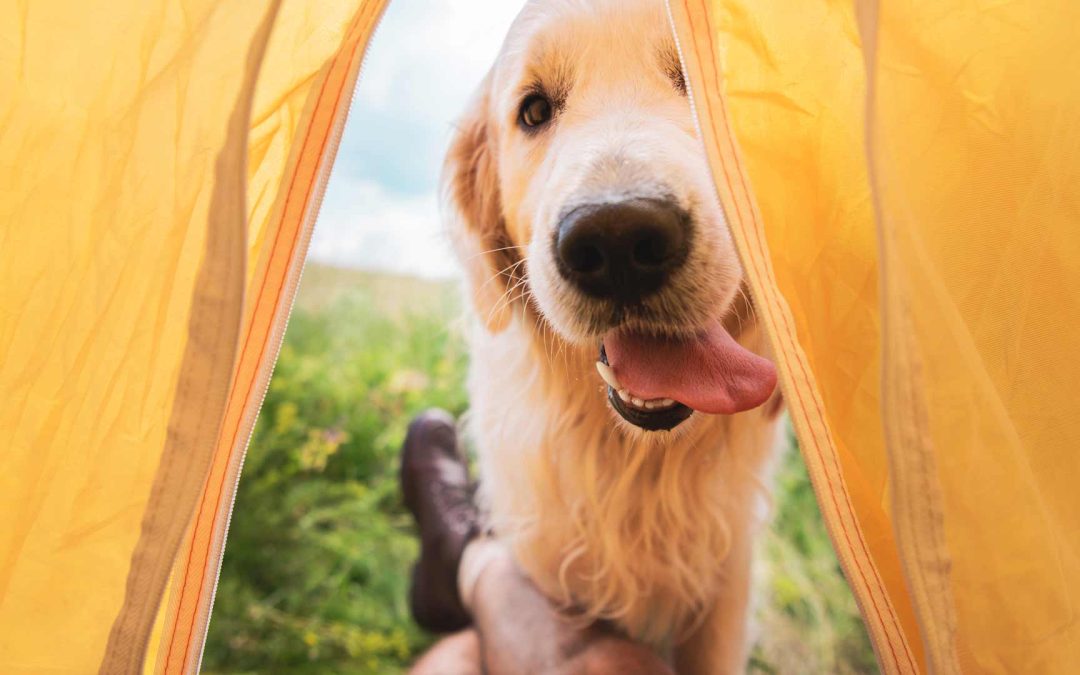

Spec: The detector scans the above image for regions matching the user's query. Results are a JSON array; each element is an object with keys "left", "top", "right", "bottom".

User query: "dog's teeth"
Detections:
[
  {"left": 595, "top": 361, "right": 621, "bottom": 390},
  {"left": 643, "top": 398, "right": 676, "bottom": 410},
  {"left": 596, "top": 361, "right": 680, "bottom": 414}
]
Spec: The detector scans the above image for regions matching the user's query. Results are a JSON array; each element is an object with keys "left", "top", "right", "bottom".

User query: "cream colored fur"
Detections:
[{"left": 442, "top": 1, "right": 784, "bottom": 671}]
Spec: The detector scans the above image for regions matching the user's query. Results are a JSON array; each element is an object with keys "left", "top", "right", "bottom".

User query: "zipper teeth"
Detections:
[
  {"left": 660, "top": 0, "right": 897, "bottom": 671},
  {"left": 192, "top": 4, "right": 391, "bottom": 672}
]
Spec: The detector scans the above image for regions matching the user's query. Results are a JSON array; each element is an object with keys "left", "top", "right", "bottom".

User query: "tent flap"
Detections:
[
  {"left": 0, "top": 0, "right": 378, "bottom": 672},
  {"left": 866, "top": 0, "right": 1080, "bottom": 671},
  {"left": 150, "top": 2, "right": 386, "bottom": 672},
  {"left": 674, "top": 0, "right": 1080, "bottom": 672},
  {"left": 669, "top": 1, "right": 920, "bottom": 672}
]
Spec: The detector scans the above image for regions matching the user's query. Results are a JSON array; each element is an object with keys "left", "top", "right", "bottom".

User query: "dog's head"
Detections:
[{"left": 444, "top": 0, "right": 776, "bottom": 432}]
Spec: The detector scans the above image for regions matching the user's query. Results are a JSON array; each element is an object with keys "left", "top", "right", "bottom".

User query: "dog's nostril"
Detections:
[
  {"left": 567, "top": 241, "right": 605, "bottom": 274},
  {"left": 632, "top": 233, "right": 668, "bottom": 268}
]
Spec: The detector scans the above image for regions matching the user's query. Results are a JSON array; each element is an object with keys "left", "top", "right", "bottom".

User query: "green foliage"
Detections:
[
  {"left": 204, "top": 278, "right": 463, "bottom": 674},
  {"left": 752, "top": 429, "right": 879, "bottom": 674},
  {"left": 204, "top": 267, "right": 877, "bottom": 673}
]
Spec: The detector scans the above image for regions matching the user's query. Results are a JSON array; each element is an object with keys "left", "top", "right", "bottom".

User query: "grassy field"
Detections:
[{"left": 203, "top": 265, "right": 877, "bottom": 674}]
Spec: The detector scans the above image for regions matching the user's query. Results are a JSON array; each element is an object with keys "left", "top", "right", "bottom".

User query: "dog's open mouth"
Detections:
[
  {"left": 597, "top": 346, "right": 693, "bottom": 431},
  {"left": 595, "top": 322, "right": 778, "bottom": 432}
]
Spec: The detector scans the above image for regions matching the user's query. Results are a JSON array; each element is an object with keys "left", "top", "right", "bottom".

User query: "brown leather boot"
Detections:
[{"left": 400, "top": 409, "right": 479, "bottom": 633}]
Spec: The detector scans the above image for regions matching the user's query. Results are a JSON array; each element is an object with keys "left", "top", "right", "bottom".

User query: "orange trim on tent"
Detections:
[{"left": 158, "top": 3, "right": 385, "bottom": 671}]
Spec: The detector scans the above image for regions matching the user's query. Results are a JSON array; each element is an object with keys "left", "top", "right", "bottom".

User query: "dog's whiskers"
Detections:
[
  {"left": 486, "top": 270, "right": 531, "bottom": 327},
  {"left": 477, "top": 256, "right": 528, "bottom": 295},
  {"left": 733, "top": 285, "right": 751, "bottom": 334},
  {"left": 467, "top": 243, "right": 527, "bottom": 261}
]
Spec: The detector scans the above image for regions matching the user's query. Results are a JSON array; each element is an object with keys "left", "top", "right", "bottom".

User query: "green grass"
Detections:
[{"left": 203, "top": 265, "right": 877, "bottom": 674}]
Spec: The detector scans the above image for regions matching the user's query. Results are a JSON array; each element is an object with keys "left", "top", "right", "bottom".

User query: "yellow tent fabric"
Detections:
[
  {"left": 673, "top": 0, "right": 1080, "bottom": 673},
  {"left": 2, "top": 0, "right": 1077, "bottom": 672},
  {"left": 0, "top": 0, "right": 380, "bottom": 671},
  {"left": 866, "top": 1, "right": 1080, "bottom": 671}
]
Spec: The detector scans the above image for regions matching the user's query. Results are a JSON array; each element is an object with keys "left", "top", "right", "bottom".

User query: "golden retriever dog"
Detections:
[{"left": 444, "top": 0, "right": 783, "bottom": 671}]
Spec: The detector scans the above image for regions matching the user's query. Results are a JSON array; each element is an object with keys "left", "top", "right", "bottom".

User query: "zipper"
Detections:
[
  {"left": 660, "top": 0, "right": 902, "bottom": 672},
  {"left": 192, "top": 3, "right": 391, "bottom": 671}
]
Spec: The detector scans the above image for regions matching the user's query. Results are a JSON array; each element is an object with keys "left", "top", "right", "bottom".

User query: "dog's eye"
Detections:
[{"left": 518, "top": 94, "right": 553, "bottom": 129}]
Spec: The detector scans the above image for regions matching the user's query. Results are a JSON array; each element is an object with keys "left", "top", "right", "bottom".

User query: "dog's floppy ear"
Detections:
[{"left": 443, "top": 75, "right": 516, "bottom": 333}]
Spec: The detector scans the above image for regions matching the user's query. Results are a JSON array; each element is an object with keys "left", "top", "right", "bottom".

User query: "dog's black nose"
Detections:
[{"left": 555, "top": 198, "right": 690, "bottom": 302}]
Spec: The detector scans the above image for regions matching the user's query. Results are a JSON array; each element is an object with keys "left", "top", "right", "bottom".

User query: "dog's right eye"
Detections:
[{"left": 518, "top": 94, "right": 553, "bottom": 130}]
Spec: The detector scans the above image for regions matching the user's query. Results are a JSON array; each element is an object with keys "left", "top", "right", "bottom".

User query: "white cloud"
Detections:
[
  {"left": 310, "top": 177, "right": 458, "bottom": 279},
  {"left": 309, "top": 0, "right": 526, "bottom": 279}
]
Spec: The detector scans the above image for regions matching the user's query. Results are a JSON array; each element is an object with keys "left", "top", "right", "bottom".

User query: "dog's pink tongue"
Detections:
[{"left": 605, "top": 323, "right": 777, "bottom": 415}]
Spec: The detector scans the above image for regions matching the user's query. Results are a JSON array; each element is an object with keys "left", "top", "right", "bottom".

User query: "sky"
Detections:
[{"left": 309, "top": 0, "right": 527, "bottom": 279}]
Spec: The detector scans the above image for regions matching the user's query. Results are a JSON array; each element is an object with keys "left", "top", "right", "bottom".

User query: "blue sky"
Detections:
[{"left": 309, "top": 0, "right": 526, "bottom": 279}]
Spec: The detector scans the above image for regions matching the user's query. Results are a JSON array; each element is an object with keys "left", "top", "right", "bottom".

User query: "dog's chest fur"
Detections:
[{"left": 465, "top": 320, "right": 779, "bottom": 644}]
